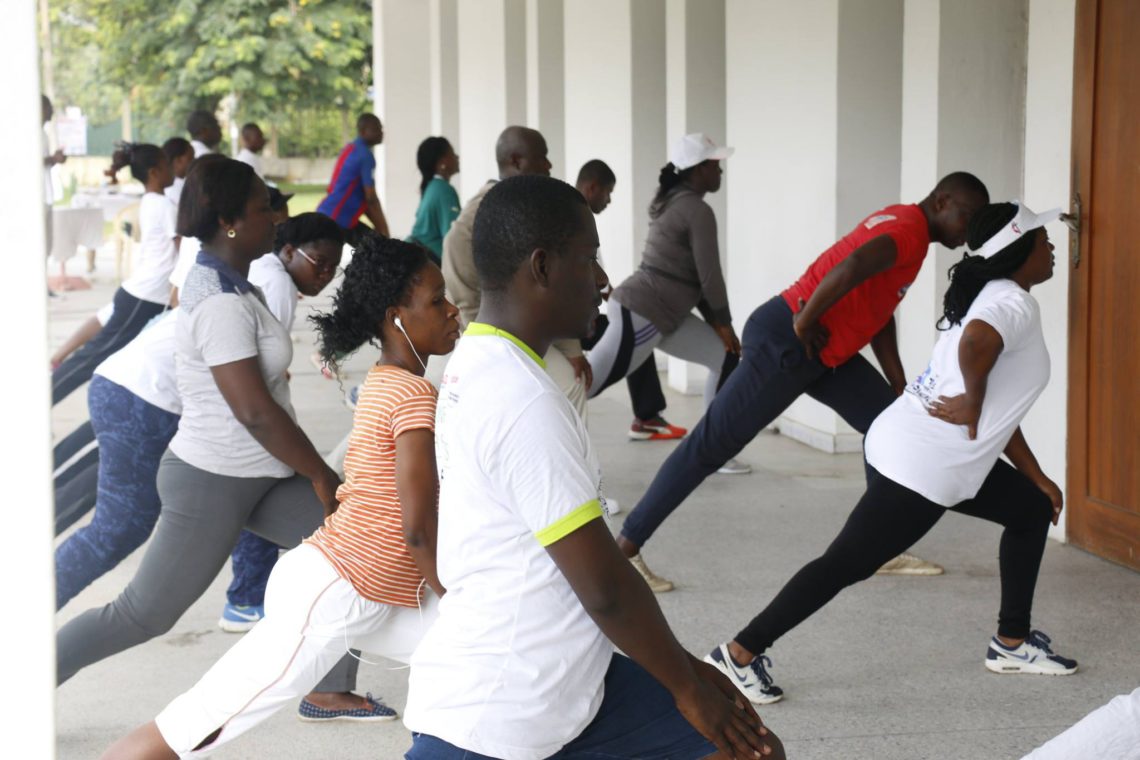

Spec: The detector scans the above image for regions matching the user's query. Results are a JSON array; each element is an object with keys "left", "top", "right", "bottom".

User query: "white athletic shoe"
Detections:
[
  {"left": 717, "top": 458, "right": 752, "bottom": 475},
  {"left": 985, "top": 630, "right": 1078, "bottom": 675},
  {"left": 705, "top": 643, "right": 784, "bottom": 705},
  {"left": 629, "top": 553, "right": 674, "bottom": 593}
]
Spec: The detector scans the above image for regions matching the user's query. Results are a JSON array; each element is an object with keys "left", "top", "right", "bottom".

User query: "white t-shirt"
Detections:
[
  {"left": 248, "top": 253, "right": 297, "bottom": 331},
  {"left": 190, "top": 140, "right": 212, "bottom": 158},
  {"left": 236, "top": 147, "right": 264, "bottom": 178},
  {"left": 165, "top": 176, "right": 185, "bottom": 208},
  {"left": 121, "top": 192, "right": 177, "bottom": 305},
  {"left": 404, "top": 327, "right": 612, "bottom": 760},
  {"left": 95, "top": 310, "right": 181, "bottom": 415},
  {"left": 865, "top": 279, "right": 1049, "bottom": 506},
  {"left": 171, "top": 236, "right": 201, "bottom": 292},
  {"left": 169, "top": 254, "right": 295, "bottom": 478}
]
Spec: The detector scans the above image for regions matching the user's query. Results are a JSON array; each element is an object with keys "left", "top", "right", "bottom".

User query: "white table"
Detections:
[
  {"left": 70, "top": 188, "right": 144, "bottom": 223},
  {"left": 49, "top": 207, "right": 104, "bottom": 264}
]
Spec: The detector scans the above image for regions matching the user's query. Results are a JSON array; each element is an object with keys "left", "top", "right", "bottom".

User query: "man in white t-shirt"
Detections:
[
  {"left": 186, "top": 110, "right": 221, "bottom": 158},
  {"left": 403, "top": 175, "right": 782, "bottom": 760},
  {"left": 236, "top": 122, "right": 265, "bottom": 179}
]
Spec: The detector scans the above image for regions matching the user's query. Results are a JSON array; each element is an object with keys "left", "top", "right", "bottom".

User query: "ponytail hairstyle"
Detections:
[
  {"left": 653, "top": 161, "right": 697, "bottom": 205},
  {"left": 939, "top": 202, "right": 1037, "bottom": 329},
  {"left": 310, "top": 236, "right": 431, "bottom": 372},
  {"left": 415, "top": 136, "right": 453, "bottom": 195},
  {"left": 109, "top": 141, "right": 165, "bottom": 184},
  {"left": 273, "top": 212, "right": 344, "bottom": 255}
]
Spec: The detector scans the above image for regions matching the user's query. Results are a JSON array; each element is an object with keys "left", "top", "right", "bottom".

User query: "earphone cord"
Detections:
[{"left": 395, "top": 320, "right": 428, "bottom": 373}]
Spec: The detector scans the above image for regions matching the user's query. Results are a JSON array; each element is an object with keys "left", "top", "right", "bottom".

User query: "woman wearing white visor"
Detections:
[
  {"left": 585, "top": 134, "right": 747, "bottom": 478},
  {"left": 704, "top": 202, "right": 1078, "bottom": 704}
]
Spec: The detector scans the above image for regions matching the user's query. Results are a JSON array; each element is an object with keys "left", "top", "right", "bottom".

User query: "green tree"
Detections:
[{"left": 47, "top": 0, "right": 372, "bottom": 152}]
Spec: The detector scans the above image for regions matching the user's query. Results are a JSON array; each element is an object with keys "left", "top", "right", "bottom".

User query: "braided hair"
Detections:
[
  {"left": 416, "top": 136, "right": 453, "bottom": 195},
  {"left": 310, "top": 236, "right": 431, "bottom": 372},
  {"left": 939, "top": 202, "right": 1036, "bottom": 328},
  {"left": 109, "top": 142, "right": 165, "bottom": 184},
  {"left": 653, "top": 161, "right": 697, "bottom": 205}
]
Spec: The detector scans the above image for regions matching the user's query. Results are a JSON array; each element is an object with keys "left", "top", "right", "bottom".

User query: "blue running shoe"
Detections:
[
  {"left": 985, "top": 629, "right": 1078, "bottom": 675},
  {"left": 297, "top": 692, "right": 398, "bottom": 722},
  {"left": 705, "top": 643, "right": 784, "bottom": 704},
  {"left": 217, "top": 603, "right": 265, "bottom": 633}
]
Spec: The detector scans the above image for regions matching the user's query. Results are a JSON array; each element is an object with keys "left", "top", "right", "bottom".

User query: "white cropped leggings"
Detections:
[
  {"left": 155, "top": 544, "right": 439, "bottom": 757},
  {"left": 586, "top": 306, "right": 728, "bottom": 409}
]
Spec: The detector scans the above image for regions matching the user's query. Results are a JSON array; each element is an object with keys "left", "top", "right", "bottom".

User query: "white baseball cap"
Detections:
[
  {"left": 969, "top": 201, "right": 1062, "bottom": 259},
  {"left": 669, "top": 133, "right": 734, "bottom": 171}
]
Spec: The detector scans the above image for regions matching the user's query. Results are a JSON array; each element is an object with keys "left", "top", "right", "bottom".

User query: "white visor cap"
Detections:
[
  {"left": 670, "top": 133, "right": 734, "bottom": 171},
  {"left": 969, "top": 201, "right": 1062, "bottom": 259}
]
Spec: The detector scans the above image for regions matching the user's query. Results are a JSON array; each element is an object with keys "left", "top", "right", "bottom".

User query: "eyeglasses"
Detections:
[{"left": 296, "top": 247, "right": 342, "bottom": 278}]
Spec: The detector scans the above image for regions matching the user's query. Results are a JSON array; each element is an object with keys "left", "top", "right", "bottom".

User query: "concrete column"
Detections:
[
  {"left": 525, "top": 0, "right": 565, "bottom": 179},
  {"left": 373, "top": 0, "right": 433, "bottom": 236},
  {"left": 429, "top": 0, "right": 460, "bottom": 141},
  {"left": 2, "top": 1, "right": 55, "bottom": 751},
  {"left": 564, "top": 0, "right": 665, "bottom": 289},
  {"left": 455, "top": 0, "right": 528, "bottom": 201}
]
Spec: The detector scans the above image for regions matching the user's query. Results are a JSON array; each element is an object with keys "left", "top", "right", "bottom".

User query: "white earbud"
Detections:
[{"left": 393, "top": 315, "right": 427, "bottom": 372}]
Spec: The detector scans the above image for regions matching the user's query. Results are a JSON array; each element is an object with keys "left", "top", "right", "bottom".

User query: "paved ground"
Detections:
[{"left": 51, "top": 255, "right": 1140, "bottom": 759}]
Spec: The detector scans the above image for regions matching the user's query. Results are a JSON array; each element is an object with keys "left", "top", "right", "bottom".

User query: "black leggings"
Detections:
[{"left": 735, "top": 460, "right": 1054, "bottom": 654}]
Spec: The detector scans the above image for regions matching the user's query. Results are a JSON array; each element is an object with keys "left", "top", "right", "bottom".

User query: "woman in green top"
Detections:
[{"left": 406, "top": 136, "right": 461, "bottom": 264}]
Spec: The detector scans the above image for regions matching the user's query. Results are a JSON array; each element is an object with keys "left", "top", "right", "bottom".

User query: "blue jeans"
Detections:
[
  {"left": 621, "top": 295, "right": 897, "bottom": 549},
  {"left": 226, "top": 531, "right": 280, "bottom": 606},
  {"left": 54, "top": 377, "right": 179, "bottom": 609},
  {"left": 405, "top": 654, "right": 716, "bottom": 759}
]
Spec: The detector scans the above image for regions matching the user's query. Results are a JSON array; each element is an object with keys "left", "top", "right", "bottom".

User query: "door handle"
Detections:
[{"left": 1061, "top": 192, "right": 1081, "bottom": 268}]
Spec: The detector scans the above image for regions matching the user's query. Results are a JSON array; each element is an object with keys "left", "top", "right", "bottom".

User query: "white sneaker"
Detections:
[
  {"left": 717, "top": 458, "right": 752, "bottom": 475},
  {"left": 875, "top": 552, "right": 944, "bottom": 576},
  {"left": 705, "top": 643, "right": 784, "bottom": 705},
  {"left": 629, "top": 553, "right": 674, "bottom": 593},
  {"left": 985, "top": 630, "right": 1078, "bottom": 675}
]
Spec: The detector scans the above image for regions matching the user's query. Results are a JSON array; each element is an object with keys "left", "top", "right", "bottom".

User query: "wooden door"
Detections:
[{"left": 1067, "top": 0, "right": 1140, "bottom": 570}]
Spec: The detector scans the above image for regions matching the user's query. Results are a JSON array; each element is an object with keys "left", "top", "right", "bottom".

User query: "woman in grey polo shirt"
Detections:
[{"left": 56, "top": 158, "right": 392, "bottom": 721}]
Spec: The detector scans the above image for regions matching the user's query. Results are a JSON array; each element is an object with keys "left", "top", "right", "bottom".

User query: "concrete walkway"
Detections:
[{"left": 51, "top": 261, "right": 1139, "bottom": 759}]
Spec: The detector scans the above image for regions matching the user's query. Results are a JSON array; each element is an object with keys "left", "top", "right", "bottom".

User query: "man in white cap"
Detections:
[
  {"left": 614, "top": 172, "right": 991, "bottom": 609},
  {"left": 585, "top": 133, "right": 745, "bottom": 492}
]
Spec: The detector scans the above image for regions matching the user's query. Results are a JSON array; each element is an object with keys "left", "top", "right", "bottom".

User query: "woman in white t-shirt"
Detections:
[
  {"left": 701, "top": 202, "right": 1078, "bottom": 705},
  {"left": 52, "top": 143, "right": 177, "bottom": 406},
  {"left": 53, "top": 213, "right": 345, "bottom": 610},
  {"left": 56, "top": 160, "right": 383, "bottom": 721}
]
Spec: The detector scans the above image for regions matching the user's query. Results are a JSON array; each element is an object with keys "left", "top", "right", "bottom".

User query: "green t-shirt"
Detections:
[{"left": 406, "top": 177, "right": 461, "bottom": 260}]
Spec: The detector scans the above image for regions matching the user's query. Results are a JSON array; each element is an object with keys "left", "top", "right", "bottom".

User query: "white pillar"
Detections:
[
  {"left": 429, "top": 0, "right": 460, "bottom": 141},
  {"left": 526, "top": 0, "right": 565, "bottom": 179},
  {"left": 373, "top": 0, "right": 434, "bottom": 237},
  {"left": 1, "top": 1, "right": 55, "bottom": 753},
  {"left": 564, "top": 0, "right": 666, "bottom": 289}
]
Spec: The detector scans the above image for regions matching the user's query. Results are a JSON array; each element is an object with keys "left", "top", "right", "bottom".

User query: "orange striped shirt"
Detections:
[{"left": 307, "top": 365, "right": 436, "bottom": 607}]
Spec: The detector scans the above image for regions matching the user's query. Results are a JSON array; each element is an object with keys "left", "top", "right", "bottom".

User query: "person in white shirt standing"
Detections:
[
  {"left": 236, "top": 123, "right": 265, "bottom": 179},
  {"left": 162, "top": 137, "right": 194, "bottom": 208},
  {"left": 403, "top": 175, "right": 782, "bottom": 760},
  {"left": 187, "top": 110, "right": 221, "bottom": 158},
  {"left": 702, "top": 202, "right": 1079, "bottom": 706},
  {"left": 52, "top": 143, "right": 177, "bottom": 406}
]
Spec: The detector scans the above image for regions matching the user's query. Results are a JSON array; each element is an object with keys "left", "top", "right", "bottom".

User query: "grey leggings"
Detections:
[{"left": 56, "top": 451, "right": 359, "bottom": 692}]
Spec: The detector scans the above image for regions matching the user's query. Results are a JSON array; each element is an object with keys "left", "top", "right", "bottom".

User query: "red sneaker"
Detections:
[{"left": 629, "top": 417, "right": 687, "bottom": 441}]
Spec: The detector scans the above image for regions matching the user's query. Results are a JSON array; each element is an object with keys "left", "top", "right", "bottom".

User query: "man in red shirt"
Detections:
[{"left": 616, "top": 173, "right": 989, "bottom": 635}]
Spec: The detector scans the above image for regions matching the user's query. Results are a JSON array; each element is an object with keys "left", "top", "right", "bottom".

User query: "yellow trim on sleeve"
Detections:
[
  {"left": 534, "top": 499, "right": 603, "bottom": 547},
  {"left": 464, "top": 322, "right": 547, "bottom": 368}
]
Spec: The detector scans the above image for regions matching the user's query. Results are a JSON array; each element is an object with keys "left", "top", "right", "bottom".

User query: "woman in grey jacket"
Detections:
[{"left": 587, "top": 135, "right": 743, "bottom": 465}]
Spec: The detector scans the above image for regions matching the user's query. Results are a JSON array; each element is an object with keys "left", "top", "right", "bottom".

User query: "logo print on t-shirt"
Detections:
[
  {"left": 1012, "top": 222, "right": 1022, "bottom": 234},
  {"left": 864, "top": 214, "right": 897, "bottom": 229}
]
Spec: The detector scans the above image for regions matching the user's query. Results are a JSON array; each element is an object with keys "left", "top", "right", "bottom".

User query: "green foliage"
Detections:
[{"left": 46, "top": 0, "right": 372, "bottom": 155}]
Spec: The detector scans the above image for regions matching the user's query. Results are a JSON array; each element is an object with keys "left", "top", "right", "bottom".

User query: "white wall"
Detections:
[
  {"left": 455, "top": 0, "right": 512, "bottom": 201},
  {"left": 1022, "top": 0, "right": 1075, "bottom": 540},
  {"left": 4, "top": 1, "right": 56, "bottom": 753}
]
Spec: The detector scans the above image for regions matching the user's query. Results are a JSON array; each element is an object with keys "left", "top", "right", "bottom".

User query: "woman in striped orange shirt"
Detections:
[{"left": 104, "top": 237, "right": 460, "bottom": 759}]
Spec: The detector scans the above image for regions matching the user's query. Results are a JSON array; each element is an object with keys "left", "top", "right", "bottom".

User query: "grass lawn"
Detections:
[{"left": 277, "top": 183, "right": 326, "bottom": 215}]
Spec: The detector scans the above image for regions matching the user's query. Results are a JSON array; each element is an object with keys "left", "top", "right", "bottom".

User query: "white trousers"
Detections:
[
  {"left": 155, "top": 544, "right": 439, "bottom": 757},
  {"left": 1022, "top": 687, "right": 1140, "bottom": 760}
]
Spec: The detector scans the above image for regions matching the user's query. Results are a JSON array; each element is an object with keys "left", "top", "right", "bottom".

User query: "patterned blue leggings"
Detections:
[{"left": 54, "top": 377, "right": 279, "bottom": 609}]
